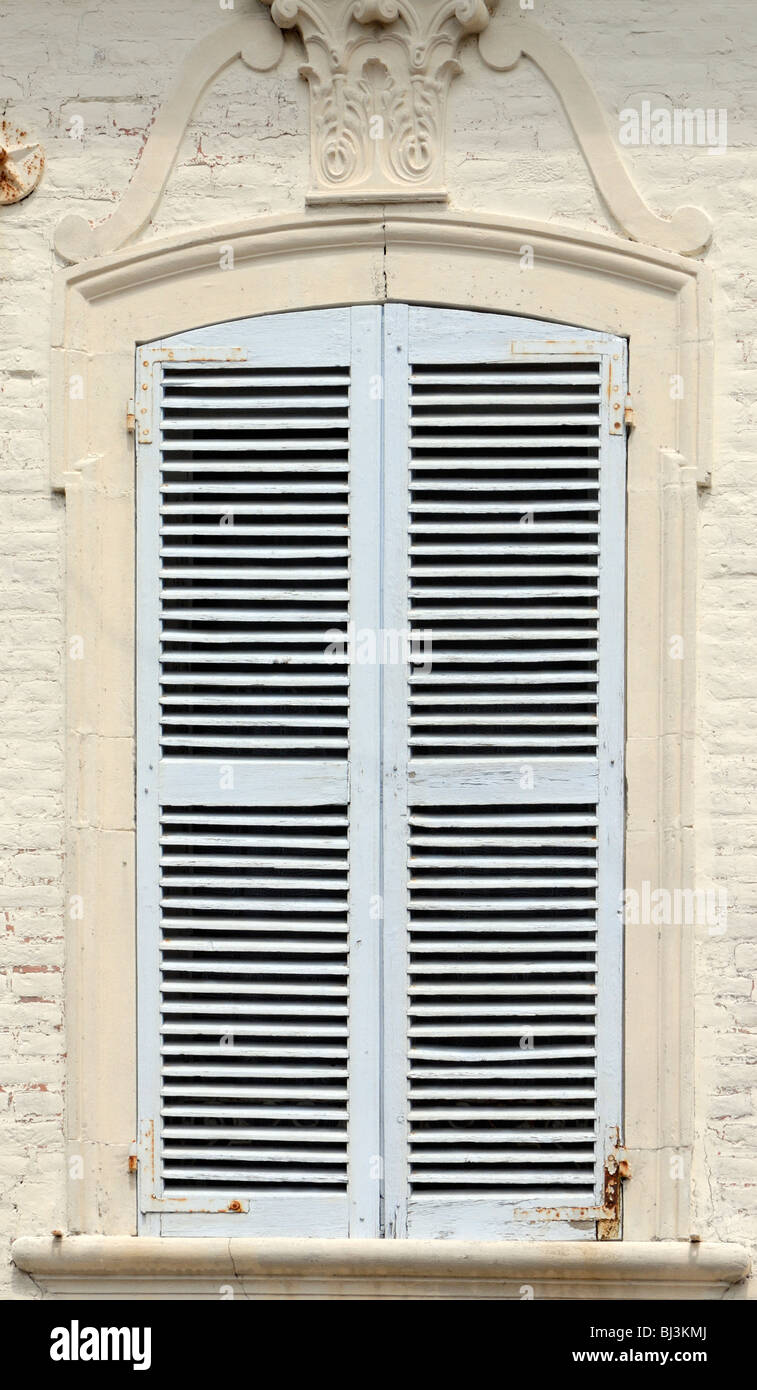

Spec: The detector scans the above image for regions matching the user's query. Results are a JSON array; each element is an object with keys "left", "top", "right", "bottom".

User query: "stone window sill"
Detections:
[{"left": 11, "top": 1237, "right": 751, "bottom": 1300}]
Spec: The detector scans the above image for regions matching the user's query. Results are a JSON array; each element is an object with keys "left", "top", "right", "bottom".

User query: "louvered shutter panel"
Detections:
[
  {"left": 137, "top": 303, "right": 625, "bottom": 1243},
  {"left": 137, "top": 309, "right": 383, "bottom": 1235},
  {"left": 382, "top": 306, "right": 625, "bottom": 1239}
]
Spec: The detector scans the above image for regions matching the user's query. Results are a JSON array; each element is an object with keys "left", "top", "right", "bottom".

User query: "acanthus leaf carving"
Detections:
[{"left": 261, "top": 0, "right": 494, "bottom": 203}]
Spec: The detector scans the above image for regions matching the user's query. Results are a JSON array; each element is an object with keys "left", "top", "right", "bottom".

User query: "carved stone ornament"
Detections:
[
  {"left": 52, "top": 5, "right": 713, "bottom": 263},
  {"left": 261, "top": 0, "right": 493, "bottom": 203},
  {"left": 0, "top": 119, "right": 44, "bottom": 206}
]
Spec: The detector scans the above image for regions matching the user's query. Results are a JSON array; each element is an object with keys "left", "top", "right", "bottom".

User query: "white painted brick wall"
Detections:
[{"left": 1, "top": 0, "right": 756, "bottom": 1296}]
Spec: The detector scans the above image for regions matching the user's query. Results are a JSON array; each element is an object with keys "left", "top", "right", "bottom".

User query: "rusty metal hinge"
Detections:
[
  {"left": 624, "top": 392, "right": 635, "bottom": 430},
  {"left": 597, "top": 1139, "right": 631, "bottom": 1239},
  {"left": 137, "top": 1118, "right": 250, "bottom": 1213},
  {"left": 126, "top": 398, "right": 136, "bottom": 433}
]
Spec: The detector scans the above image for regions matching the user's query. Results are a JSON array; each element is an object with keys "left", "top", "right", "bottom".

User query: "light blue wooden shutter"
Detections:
[
  {"left": 137, "top": 309, "right": 382, "bottom": 1236},
  {"left": 136, "top": 303, "right": 626, "bottom": 1243},
  {"left": 382, "top": 306, "right": 626, "bottom": 1239}
]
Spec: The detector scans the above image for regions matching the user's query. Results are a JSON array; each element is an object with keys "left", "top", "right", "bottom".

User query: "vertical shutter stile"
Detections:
[
  {"left": 137, "top": 309, "right": 383, "bottom": 1235},
  {"left": 382, "top": 307, "right": 626, "bottom": 1239}
]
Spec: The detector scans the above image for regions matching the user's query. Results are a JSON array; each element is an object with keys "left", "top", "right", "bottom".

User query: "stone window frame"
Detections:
[{"left": 12, "top": 206, "right": 751, "bottom": 1297}]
